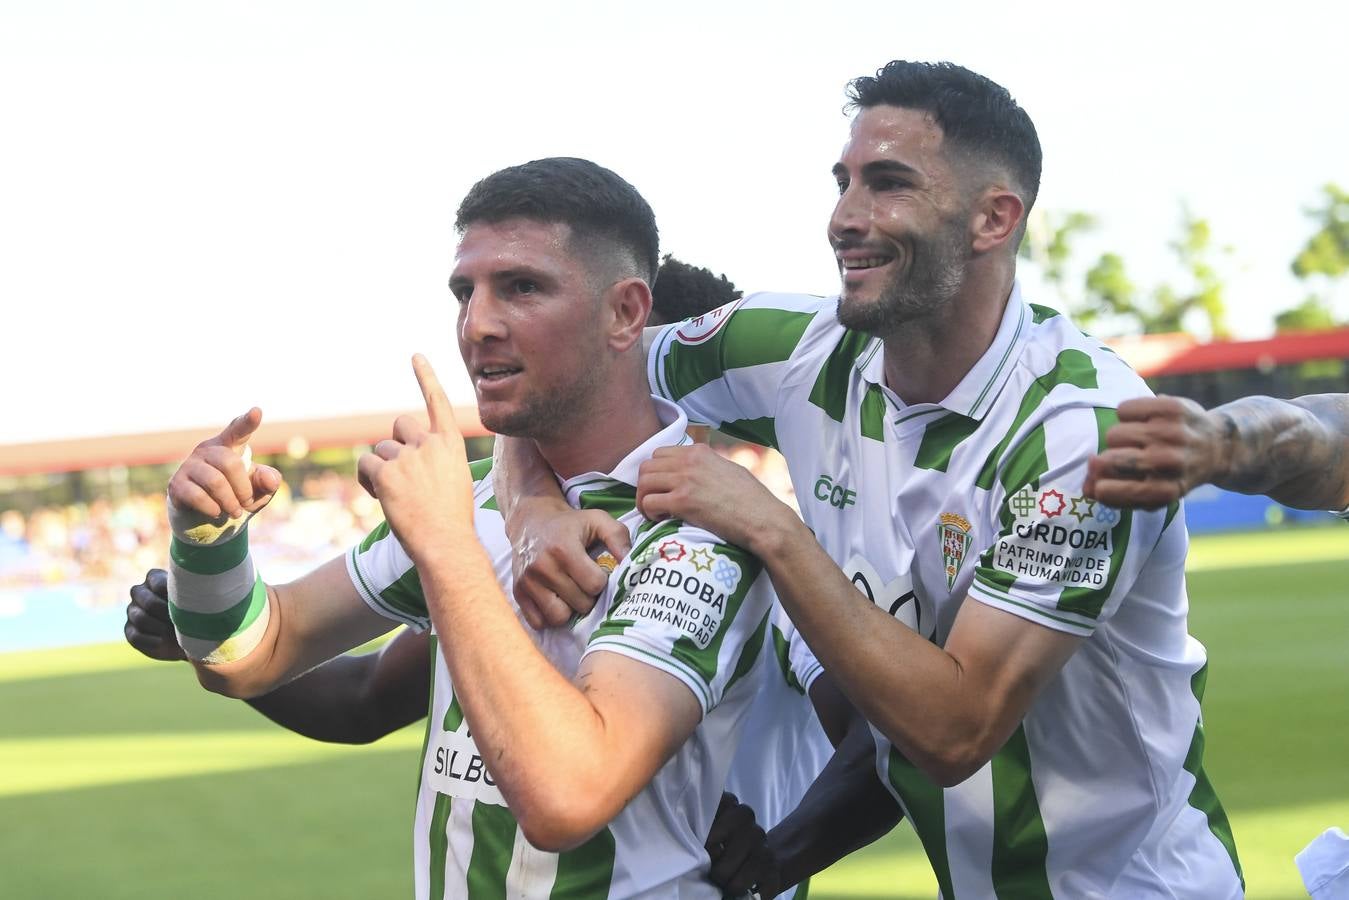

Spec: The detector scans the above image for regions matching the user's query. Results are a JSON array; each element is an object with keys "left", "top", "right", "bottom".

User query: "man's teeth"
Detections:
[
  {"left": 842, "top": 257, "right": 892, "bottom": 270},
  {"left": 480, "top": 367, "right": 518, "bottom": 377}
]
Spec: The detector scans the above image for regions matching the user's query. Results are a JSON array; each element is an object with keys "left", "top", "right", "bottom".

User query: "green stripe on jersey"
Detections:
[
  {"left": 885, "top": 748, "right": 955, "bottom": 899},
  {"left": 427, "top": 794, "right": 454, "bottom": 900},
  {"left": 170, "top": 527, "right": 250, "bottom": 575},
  {"left": 771, "top": 625, "right": 806, "bottom": 695},
  {"left": 468, "top": 457, "right": 494, "bottom": 481},
  {"left": 1184, "top": 665, "right": 1244, "bottom": 887},
  {"left": 1058, "top": 409, "right": 1133, "bottom": 619},
  {"left": 914, "top": 413, "right": 980, "bottom": 473},
  {"left": 807, "top": 329, "right": 874, "bottom": 423},
  {"left": 551, "top": 827, "right": 617, "bottom": 898},
  {"left": 974, "top": 349, "right": 1098, "bottom": 490},
  {"left": 359, "top": 521, "right": 390, "bottom": 552},
  {"left": 859, "top": 384, "right": 887, "bottom": 442},
  {"left": 725, "top": 609, "right": 770, "bottom": 694},
  {"left": 578, "top": 483, "right": 638, "bottom": 518},
  {"left": 659, "top": 308, "right": 815, "bottom": 400},
  {"left": 718, "top": 416, "right": 777, "bottom": 449},
  {"left": 443, "top": 688, "right": 465, "bottom": 733},
  {"left": 990, "top": 725, "right": 1053, "bottom": 897},
  {"left": 168, "top": 575, "right": 266, "bottom": 642},
  {"left": 1029, "top": 303, "right": 1060, "bottom": 324},
  {"left": 380, "top": 565, "right": 429, "bottom": 621},
  {"left": 466, "top": 800, "right": 517, "bottom": 899}
]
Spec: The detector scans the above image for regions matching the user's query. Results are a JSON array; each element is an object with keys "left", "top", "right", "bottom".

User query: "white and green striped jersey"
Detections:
[
  {"left": 346, "top": 398, "right": 775, "bottom": 899},
  {"left": 724, "top": 604, "right": 832, "bottom": 900},
  {"left": 647, "top": 286, "right": 1243, "bottom": 898}
]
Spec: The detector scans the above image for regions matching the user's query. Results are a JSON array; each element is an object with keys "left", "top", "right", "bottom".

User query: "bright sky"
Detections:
[{"left": 4, "top": 1, "right": 1345, "bottom": 444}]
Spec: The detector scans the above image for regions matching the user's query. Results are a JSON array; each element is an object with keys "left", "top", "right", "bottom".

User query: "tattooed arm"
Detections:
[{"left": 1085, "top": 394, "right": 1349, "bottom": 511}]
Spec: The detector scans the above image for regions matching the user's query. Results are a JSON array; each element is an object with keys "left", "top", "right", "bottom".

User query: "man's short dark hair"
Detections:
[
  {"left": 846, "top": 61, "right": 1042, "bottom": 219},
  {"left": 649, "top": 255, "right": 742, "bottom": 326},
  {"left": 455, "top": 157, "right": 660, "bottom": 284}
]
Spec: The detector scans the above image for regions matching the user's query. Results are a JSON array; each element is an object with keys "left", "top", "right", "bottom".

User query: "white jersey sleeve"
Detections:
[
  {"left": 773, "top": 605, "right": 825, "bottom": 695},
  {"left": 585, "top": 522, "right": 772, "bottom": 715},
  {"left": 968, "top": 404, "right": 1178, "bottom": 637},
  {"left": 346, "top": 459, "right": 498, "bottom": 632},
  {"left": 646, "top": 292, "right": 827, "bottom": 446}
]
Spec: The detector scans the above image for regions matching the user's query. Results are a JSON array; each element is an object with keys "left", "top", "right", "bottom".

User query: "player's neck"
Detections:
[
  {"left": 879, "top": 269, "right": 1013, "bottom": 406},
  {"left": 533, "top": 378, "right": 664, "bottom": 481}
]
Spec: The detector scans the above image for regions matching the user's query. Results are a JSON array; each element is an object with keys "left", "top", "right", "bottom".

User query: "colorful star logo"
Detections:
[
  {"left": 689, "top": 547, "right": 714, "bottom": 572},
  {"left": 658, "top": 539, "right": 687, "bottom": 562},
  {"left": 1068, "top": 495, "right": 1096, "bottom": 523},
  {"left": 1038, "top": 489, "right": 1066, "bottom": 517}
]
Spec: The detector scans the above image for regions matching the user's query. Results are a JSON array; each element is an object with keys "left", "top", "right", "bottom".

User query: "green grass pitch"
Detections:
[{"left": 1, "top": 528, "right": 1345, "bottom": 899}]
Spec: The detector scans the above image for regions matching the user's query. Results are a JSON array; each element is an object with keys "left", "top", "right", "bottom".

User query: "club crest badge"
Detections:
[{"left": 938, "top": 512, "right": 973, "bottom": 590}]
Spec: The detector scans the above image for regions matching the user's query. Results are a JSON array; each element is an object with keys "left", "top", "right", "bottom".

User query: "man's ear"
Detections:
[
  {"left": 970, "top": 188, "right": 1025, "bottom": 254},
  {"left": 606, "top": 277, "right": 652, "bottom": 352}
]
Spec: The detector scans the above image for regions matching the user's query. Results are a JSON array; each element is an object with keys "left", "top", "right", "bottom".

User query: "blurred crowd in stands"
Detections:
[{"left": 0, "top": 443, "right": 796, "bottom": 603}]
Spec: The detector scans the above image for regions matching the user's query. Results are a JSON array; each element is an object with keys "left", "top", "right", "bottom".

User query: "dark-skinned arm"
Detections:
[
  {"left": 126, "top": 568, "right": 429, "bottom": 744},
  {"left": 245, "top": 626, "right": 429, "bottom": 744},
  {"left": 707, "top": 676, "right": 902, "bottom": 898}
]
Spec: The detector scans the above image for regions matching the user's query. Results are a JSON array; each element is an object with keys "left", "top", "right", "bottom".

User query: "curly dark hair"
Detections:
[{"left": 649, "top": 255, "right": 742, "bottom": 326}]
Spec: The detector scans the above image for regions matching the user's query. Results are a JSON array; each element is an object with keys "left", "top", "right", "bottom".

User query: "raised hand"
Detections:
[
  {"left": 1084, "top": 396, "right": 1229, "bottom": 510},
  {"left": 166, "top": 408, "right": 283, "bottom": 543},
  {"left": 636, "top": 443, "right": 791, "bottom": 552},
  {"left": 358, "top": 355, "right": 476, "bottom": 563},
  {"left": 123, "top": 568, "right": 188, "bottom": 662}
]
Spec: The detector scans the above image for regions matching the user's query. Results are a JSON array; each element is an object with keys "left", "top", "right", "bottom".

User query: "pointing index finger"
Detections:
[{"left": 412, "top": 354, "right": 453, "bottom": 432}]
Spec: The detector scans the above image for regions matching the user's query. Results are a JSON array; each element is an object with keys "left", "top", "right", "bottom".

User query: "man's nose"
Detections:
[
  {"left": 459, "top": 290, "right": 508, "bottom": 344},
  {"left": 828, "top": 182, "right": 870, "bottom": 243}
]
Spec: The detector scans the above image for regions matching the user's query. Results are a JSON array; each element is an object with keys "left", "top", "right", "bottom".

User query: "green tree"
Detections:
[
  {"left": 1076, "top": 209, "right": 1230, "bottom": 337},
  {"left": 1291, "top": 183, "right": 1349, "bottom": 280},
  {"left": 1276, "top": 183, "right": 1349, "bottom": 331},
  {"left": 1274, "top": 295, "right": 1338, "bottom": 333}
]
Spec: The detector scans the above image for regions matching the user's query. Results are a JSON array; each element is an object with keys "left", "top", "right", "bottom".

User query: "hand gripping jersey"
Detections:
[
  {"left": 647, "top": 286, "right": 1244, "bottom": 899},
  {"left": 347, "top": 399, "right": 774, "bottom": 899},
  {"left": 723, "top": 605, "right": 833, "bottom": 900}
]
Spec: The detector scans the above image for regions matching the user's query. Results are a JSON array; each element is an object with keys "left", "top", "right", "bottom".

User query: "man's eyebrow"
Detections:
[
  {"left": 832, "top": 159, "right": 922, "bottom": 181},
  {"left": 861, "top": 159, "right": 920, "bottom": 179}
]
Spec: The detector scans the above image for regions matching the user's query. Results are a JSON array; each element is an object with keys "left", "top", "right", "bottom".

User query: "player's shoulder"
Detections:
[
  {"left": 655, "top": 291, "right": 834, "bottom": 356},
  {"left": 1014, "top": 303, "right": 1151, "bottom": 412},
  {"left": 620, "top": 519, "right": 764, "bottom": 594}
]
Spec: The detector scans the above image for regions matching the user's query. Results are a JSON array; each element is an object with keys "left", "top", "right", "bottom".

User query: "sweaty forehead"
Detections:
[
  {"left": 452, "top": 218, "right": 578, "bottom": 275},
  {"left": 839, "top": 105, "right": 948, "bottom": 172}
]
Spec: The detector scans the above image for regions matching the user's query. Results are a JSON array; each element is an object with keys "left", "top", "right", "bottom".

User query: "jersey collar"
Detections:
[
  {"left": 558, "top": 396, "right": 692, "bottom": 504},
  {"left": 857, "top": 280, "right": 1030, "bottom": 424}
]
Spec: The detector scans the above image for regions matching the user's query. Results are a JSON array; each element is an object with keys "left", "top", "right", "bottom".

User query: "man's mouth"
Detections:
[
  {"left": 840, "top": 256, "right": 894, "bottom": 271},
  {"left": 475, "top": 365, "right": 522, "bottom": 383}
]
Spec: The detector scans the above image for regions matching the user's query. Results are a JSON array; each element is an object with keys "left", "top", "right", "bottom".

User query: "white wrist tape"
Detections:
[{"left": 167, "top": 480, "right": 270, "bottom": 664}]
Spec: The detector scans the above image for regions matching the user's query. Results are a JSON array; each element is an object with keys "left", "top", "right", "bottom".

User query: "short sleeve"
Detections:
[
  {"left": 646, "top": 292, "right": 823, "bottom": 447},
  {"left": 969, "top": 406, "right": 1173, "bottom": 637},
  {"left": 345, "top": 459, "right": 497, "bottom": 632},
  {"left": 584, "top": 523, "right": 771, "bottom": 715},
  {"left": 770, "top": 604, "right": 824, "bottom": 695},
  {"left": 347, "top": 520, "right": 430, "bottom": 631}
]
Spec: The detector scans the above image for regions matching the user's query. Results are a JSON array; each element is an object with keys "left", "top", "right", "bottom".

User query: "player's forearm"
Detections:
[
  {"left": 768, "top": 716, "right": 902, "bottom": 889},
  {"left": 493, "top": 434, "right": 570, "bottom": 525},
  {"left": 748, "top": 520, "right": 1006, "bottom": 786},
  {"left": 243, "top": 654, "right": 389, "bottom": 744},
  {"left": 415, "top": 542, "right": 632, "bottom": 850},
  {"left": 1214, "top": 394, "right": 1349, "bottom": 510}
]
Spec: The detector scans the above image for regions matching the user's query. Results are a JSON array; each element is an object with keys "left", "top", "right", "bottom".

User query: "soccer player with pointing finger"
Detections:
[{"left": 163, "top": 158, "right": 778, "bottom": 898}]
